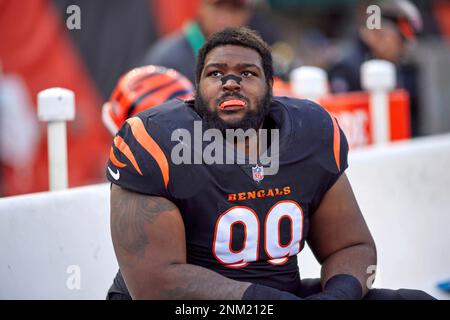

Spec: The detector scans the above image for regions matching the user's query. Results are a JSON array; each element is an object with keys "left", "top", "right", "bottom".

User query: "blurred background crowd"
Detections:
[{"left": 1, "top": 0, "right": 449, "bottom": 196}]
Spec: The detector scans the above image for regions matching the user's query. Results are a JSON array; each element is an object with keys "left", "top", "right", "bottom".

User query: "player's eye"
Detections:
[
  {"left": 242, "top": 71, "right": 256, "bottom": 77},
  {"left": 208, "top": 70, "right": 223, "bottom": 77}
]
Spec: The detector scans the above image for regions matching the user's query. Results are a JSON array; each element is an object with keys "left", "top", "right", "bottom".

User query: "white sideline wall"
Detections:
[
  {"left": 299, "top": 134, "right": 450, "bottom": 300},
  {"left": 1, "top": 134, "right": 450, "bottom": 299},
  {"left": 0, "top": 184, "right": 115, "bottom": 299}
]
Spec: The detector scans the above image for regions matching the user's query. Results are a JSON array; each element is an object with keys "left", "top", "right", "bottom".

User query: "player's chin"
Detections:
[{"left": 217, "top": 111, "right": 246, "bottom": 125}]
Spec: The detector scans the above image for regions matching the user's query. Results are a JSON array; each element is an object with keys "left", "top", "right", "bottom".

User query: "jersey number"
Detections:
[{"left": 212, "top": 200, "right": 304, "bottom": 268}]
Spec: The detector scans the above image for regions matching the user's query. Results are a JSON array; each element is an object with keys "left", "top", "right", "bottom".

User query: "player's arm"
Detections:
[
  {"left": 110, "top": 184, "right": 252, "bottom": 299},
  {"left": 307, "top": 173, "right": 377, "bottom": 299}
]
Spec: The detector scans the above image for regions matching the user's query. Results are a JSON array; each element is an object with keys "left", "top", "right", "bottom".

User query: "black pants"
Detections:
[{"left": 107, "top": 277, "right": 436, "bottom": 300}]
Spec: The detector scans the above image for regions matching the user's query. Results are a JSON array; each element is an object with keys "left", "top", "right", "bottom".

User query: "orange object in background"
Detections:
[
  {"left": 273, "top": 77, "right": 294, "bottom": 97},
  {"left": 150, "top": 0, "right": 199, "bottom": 36},
  {"left": 319, "top": 90, "right": 411, "bottom": 149},
  {"left": 273, "top": 80, "right": 411, "bottom": 149}
]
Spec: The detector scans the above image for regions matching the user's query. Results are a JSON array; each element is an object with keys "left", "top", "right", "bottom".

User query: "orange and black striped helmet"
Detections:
[{"left": 102, "top": 65, "right": 193, "bottom": 135}]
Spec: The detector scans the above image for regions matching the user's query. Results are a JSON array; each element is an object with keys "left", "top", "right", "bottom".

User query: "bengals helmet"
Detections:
[{"left": 102, "top": 65, "right": 193, "bottom": 135}]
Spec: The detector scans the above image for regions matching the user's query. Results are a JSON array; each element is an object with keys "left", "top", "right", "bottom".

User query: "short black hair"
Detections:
[{"left": 195, "top": 27, "right": 273, "bottom": 87}]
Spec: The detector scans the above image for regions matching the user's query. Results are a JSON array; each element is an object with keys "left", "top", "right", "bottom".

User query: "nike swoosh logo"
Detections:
[{"left": 108, "top": 166, "right": 120, "bottom": 180}]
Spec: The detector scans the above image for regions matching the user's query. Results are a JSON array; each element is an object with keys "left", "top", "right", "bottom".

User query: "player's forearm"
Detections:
[
  {"left": 131, "top": 263, "right": 252, "bottom": 300},
  {"left": 320, "top": 242, "right": 377, "bottom": 297}
]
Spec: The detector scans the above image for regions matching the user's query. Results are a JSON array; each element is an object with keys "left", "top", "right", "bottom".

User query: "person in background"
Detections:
[
  {"left": 328, "top": 0, "right": 423, "bottom": 136},
  {"left": 102, "top": 65, "right": 193, "bottom": 136},
  {"left": 139, "top": 0, "right": 279, "bottom": 83}
]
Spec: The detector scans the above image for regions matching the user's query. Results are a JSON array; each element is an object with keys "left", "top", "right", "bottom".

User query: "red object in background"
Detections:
[
  {"left": 319, "top": 90, "right": 411, "bottom": 149},
  {"left": 150, "top": 0, "right": 200, "bottom": 36},
  {"left": 273, "top": 81, "right": 411, "bottom": 149},
  {"left": 433, "top": 1, "right": 450, "bottom": 43},
  {"left": 273, "top": 77, "right": 293, "bottom": 97},
  {"left": 0, "top": 0, "right": 111, "bottom": 196}
]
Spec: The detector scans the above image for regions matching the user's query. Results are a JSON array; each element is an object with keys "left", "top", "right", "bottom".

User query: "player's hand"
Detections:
[{"left": 306, "top": 275, "right": 363, "bottom": 300}]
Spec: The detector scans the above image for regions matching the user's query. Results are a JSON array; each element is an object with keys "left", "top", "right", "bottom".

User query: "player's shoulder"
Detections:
[
  {"left": 130, "top": 98, "right": 198, "bottom": 137},
  {"left": 273, "top": 96, "right": 331, "bottom": 121},
  {"left": 114, "top": 98, "right": 198, "bottom": 163},
  {"left": 137, "top": 98, "right": 196, "bottom": 119},
  {"left": 108, "top": 99, "right": 197, "bottom": 196},
  {"left": 273, "top": 97, "right": 348, "bottom": 177},
  {"left": 272, "top": 96, "right": 335, "bottom": 140}
]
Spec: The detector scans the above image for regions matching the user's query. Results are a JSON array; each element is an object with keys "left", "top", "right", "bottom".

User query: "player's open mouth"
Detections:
[{"left": 219, "top": 99, "right": 246, "bottom": 111}]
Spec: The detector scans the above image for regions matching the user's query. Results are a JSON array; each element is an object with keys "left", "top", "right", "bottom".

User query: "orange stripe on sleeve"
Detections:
[
  {"left": 126, "top": 117, "right": 170, "bottom": 189},
  {"left": 326, "top": 111, "right": 341, "bottom": 172},
  {"left": 113, "top": 136, "right": 143, "bottom": 175},
  {"left": 109, "top": 146, "right": 126, "bottom": 168}
]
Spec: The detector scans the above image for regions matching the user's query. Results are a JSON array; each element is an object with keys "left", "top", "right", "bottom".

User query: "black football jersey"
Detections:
[{"left": 107, "top": 97, "right": 348, "bottom": 295}]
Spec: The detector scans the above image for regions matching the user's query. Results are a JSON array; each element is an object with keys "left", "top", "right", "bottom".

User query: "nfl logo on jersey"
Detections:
[{"left": 252, "top": 165, "right": 264, "bottom": 182}]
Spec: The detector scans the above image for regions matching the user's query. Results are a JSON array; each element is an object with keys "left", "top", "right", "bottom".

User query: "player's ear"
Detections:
[{"left": 268, "top": 76, "right": 274, "bottom": 89}]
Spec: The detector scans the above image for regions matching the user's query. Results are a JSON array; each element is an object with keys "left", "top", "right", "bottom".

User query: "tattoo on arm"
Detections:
[
  {"left": 110, "top": 185, "right": 251, "bottom": 299},
  {"left": 111, "top": 186, "right": 177, "bottom": 258}
]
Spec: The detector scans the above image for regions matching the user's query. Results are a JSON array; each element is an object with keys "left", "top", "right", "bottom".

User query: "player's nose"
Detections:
[{"left": 222, "top": 76, "right": 241, "bottom": 92}]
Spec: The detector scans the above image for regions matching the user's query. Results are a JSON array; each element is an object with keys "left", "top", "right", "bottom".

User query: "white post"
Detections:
[
  {"left": 37, "top": 88, "right": 75, "bottom": 191},
  {"left": 289, "top": 66, "right": 328, "bottom": 102},
  {"left": 361, "top": 60, "right": 396, "bottom": 145}
]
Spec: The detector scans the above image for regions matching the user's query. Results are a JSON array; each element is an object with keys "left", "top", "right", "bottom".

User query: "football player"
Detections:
[{"left": 106, "top": 27, "right": 434, "bottom": 300}]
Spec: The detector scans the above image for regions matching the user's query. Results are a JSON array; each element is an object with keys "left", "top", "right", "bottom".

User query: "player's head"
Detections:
[
  {"left": 199, "top": 0, "right": 252, "bottom": 38},
  {"left": 358, "top": 0, "right": 422, "bottom": 62},
  {"left": 102, "top": 65, "right": 193, "bottom": 135},
  {"left": 194, "top": 27, "right": 273, "bottom": 133}
]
